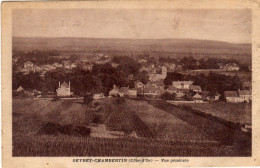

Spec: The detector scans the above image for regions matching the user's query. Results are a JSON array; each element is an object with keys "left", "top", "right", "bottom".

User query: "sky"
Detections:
[{"left": 12, "top": 9, "right": 252, "bottom": 43}]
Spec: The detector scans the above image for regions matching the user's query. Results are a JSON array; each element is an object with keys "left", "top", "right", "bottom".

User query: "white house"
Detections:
[
  {"left": 109, "top": 85, "right": 120, "bottom": 97},
  {"left": 190, "top": 85, "right": 202, "bottom": 92},
  {"left": 56, "top": 81, "right": 72, "bottom": 97},
  {"left": 24, "top": 61, "right": 34, "bottom": 71},
  {"left": 172, "top": 81, "right": 194, "bottom": 89},
  {"left": 238, "top": 90, "right": 251, "bottom": 102},
  {"left": 93, "top": 93, "right": 105, "bottom": 100},
  {"left": 192, "top": 93, "right": 203, "bottom": 103}
]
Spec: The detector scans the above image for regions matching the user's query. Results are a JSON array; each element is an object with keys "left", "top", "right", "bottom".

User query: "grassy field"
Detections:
[
  {"left": 182, "top": 102, "right": 251, "bottom": 125},
  {"left": 12, "top": 98, "right": 251, "bottom": 156}
]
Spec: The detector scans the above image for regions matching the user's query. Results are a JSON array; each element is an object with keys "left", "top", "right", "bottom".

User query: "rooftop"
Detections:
[{"left": 224, "top": 91, "right": 238, "bottom": 97}]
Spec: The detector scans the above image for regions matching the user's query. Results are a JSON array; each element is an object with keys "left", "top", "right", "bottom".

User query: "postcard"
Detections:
[{"left": 1, "top": 0, "right": 260, "bottom": 167}]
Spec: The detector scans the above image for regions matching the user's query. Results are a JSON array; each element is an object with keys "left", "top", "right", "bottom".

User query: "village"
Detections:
[
  {"left": 13, "top": 52, "right": 252, "bottom": 104},
  {"left": 12, "top": 52, "right": 252, "bottom": 156}
]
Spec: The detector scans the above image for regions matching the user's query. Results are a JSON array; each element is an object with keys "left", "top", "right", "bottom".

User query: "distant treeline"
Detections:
[
  {"left": 164, "top": 71, "right": 243, "bottom": 97},
  {"left": 13, "top": 56, "right": 244, "bottom": 98}
]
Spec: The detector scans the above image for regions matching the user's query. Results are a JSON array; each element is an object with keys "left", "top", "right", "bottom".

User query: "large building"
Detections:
[
  {"left": 24, "top": 61, "right": 34, "bottom": 71},
  {"left": 224, "top": 89, "right": 251, "bottom": 103},
  {"left": 56, "top": 81, "right": 72, "bottom": 97},
  {"left": 148, "top": 66, "right": 167, "bottom": 82}
]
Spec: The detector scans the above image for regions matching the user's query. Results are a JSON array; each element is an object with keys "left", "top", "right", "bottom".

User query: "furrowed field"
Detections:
[
  {"left": 182, "top": 102, "right": 251, "bottom": 125},
  {"left": 13, "top": 98, "right": 251, "bottom": 156}
]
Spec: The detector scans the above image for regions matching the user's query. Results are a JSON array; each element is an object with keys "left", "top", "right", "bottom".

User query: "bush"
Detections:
[
  {"left": 92, "top": 115, "right": 102, "bottom": 124},
  {"left": 84, "top": 94, "right": 93, "bottom": 105},
  {"left": 92, "top": 101, "right": 100, "bottom": 107}
]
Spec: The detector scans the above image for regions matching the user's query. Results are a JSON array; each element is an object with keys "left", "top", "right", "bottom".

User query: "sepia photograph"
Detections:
[{"left": 10, "top": 8, "right": 253, "bottom": 157}]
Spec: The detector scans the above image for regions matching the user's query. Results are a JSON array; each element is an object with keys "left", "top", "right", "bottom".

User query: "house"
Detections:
[
  {"left": 148, "top": 66, "right": 167, "bottom": 82},
  {"left": 93, "top": 93, "right": 105, "bottom": 100},
  {"left": 24, "top": 61, "right": 34, "bottom": 71},
  {"left": 128, "top": 74, "right": 134, "bottom": 81},
  {"left": 134, "top": 81, "right": 144, "bottom": 89},
  {"left": 224, "top": 91, "right": 240, "bottom": 103},
  {"left": 167, "top": 86, "right": 178, "bottom": 94},
  {"left": 164, "top": 63, "right": 176, "bottom": 70},
  {"left": 143, "top": 87, "right": 162, "bottom": 97},
  {"left": 16, "top": 86, "right": 24, "bottom": 92},
  {"left": 111, "top": 62, "right": 119, "bottom": 68},
  {"left": 33, "top": 90, "right": 41, "bottom": 97},
  {"left": 138, "top": 59, "right": 147, "bottom": 64},
  {"left": 70, "top": 63, "right": 77, "bottom": 69},
  {"left": 119, "top": 87, "right": 129, "bottom": 97},
  {"left": 223, "top": 63, "right": 240, "bottom": 71},
  {"left": 224, "top": 89, "right": 251, "bottom": 103},
  {"left": 82, "top": 63, "right": 93, "bottom": 72},
  {"left": 41, "top": 64, "right": 56, "bottom": 72},
  {"left": 190, "top": 85, "right": 202, "bottom": 92},
  {"left": 167, "top": 86, "right": 189, "bottom": 98},
  {"left": 34, "top": 65, "right": 42, "bottom": 72},
  {"left": 53, "top": 63, "right": 63, "bottom": 68},
  {"left": 115, "top": 86, "right": 138, "bottom": 98},
  {"left": 63, "top": 61, "right": 71, "bottom": 69},
  {"left": 192, "top": 93, "right": 203, "bottom": 103},
  {"left": 172, "top": 81, "right": 194, "bottom": 89},
  {"left": 109, "top": 85, "right": 120, "bottom": 97},
  {"left": 21, "top": 68, "right": 30, "bottom": 75},
  {"left": 243, "top": 81, "right": 252, "bottom": 90},
  {"left": 238, "top": 89, "right": 251, "bottom": 102},
  {"left": 126, "top": 89, "right": 138, "bottom": 98},
  {"left": 56, "top": 81, "right": 73, "bottom": 97},
  {"left": 214, "top": 93, "right": 221, "bottom": 100},
  {"left": 146, "top": 79, "right": 164, "bottom": 89}
]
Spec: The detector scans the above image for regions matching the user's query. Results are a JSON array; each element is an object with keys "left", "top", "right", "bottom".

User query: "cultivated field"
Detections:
[
  {"left": 12, "top": 98, "right": 251, "bottom": 156},
  {"left": 182, "top": 102, "right": 251, "bottom": 125}
]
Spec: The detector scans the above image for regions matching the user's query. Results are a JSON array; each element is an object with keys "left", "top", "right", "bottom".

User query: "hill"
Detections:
[{"left": 13, "top": 37, "right": 252, "bottom": 64}]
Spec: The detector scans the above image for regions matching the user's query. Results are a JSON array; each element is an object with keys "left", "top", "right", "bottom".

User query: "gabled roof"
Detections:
[
  {"left": 146, "top": 79, "right": 164, "bottom": 87},
  {"left": 16, "top": 86, "right": 24, "bottom": 92},
  {"left": 193, "top": 93, "right": 202, "bottom": 99},
  {"left": 224, "top": 91, "right": 238, "bottom": 97},
  {"left": 144, "top": 87, "right": 161, "bottom": 93},
  {"left": 119, "top": 87, "right": 129, "bottom": 93},
  {"left": 238, "top": 90, "right": 251, "bottom": 96},
  {"left": 190, "top": 85, "right": 202, "bottom": 90},
  {"left": 167, "top": 86, "right": 178, "bottom": 91},
  {"left": 149, "top": 74, "right": 165, "bottom": 81},
  {"left": 109, "top": 85, "right": 119, "bottom": 93},
  {"left": 61, "top": 82, "right": 69, "bottom": 88}
]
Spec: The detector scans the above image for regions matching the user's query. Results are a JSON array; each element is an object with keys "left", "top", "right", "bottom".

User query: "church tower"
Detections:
[{"left": 162, "top": 66, "right": 167, "bottom": 77}]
